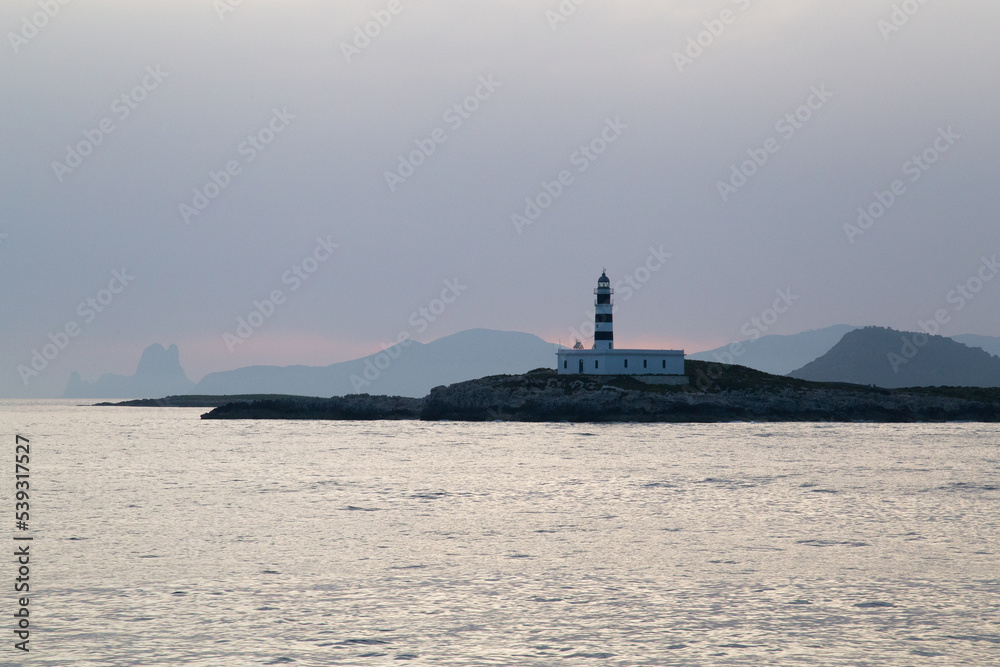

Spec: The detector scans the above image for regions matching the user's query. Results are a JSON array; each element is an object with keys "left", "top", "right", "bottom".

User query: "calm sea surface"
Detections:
[{"left": 1, "top": 401, "right": 998, "bottom": 666}]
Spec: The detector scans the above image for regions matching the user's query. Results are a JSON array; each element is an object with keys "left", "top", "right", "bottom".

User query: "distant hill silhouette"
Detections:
[
  {"left": 66, "top": 327, "right": 1000, "bottom": 399},
  {"left": 689, "top": 324, "right": 860, "bottom": 375},
  {"left": 64, "top": 343, "right": 195, "bottom": 398},
  {"left": 952, "top": 334, "right": 1000, "bottom": 359},
  {"left": 193, "top": 329, "right": 560, "bottom": 398},
  {"left": 787, "top": 326, "right": 1000, "bottom": 388}
]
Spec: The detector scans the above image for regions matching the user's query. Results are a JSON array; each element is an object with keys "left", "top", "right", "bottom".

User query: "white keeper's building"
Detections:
[{"left": 556, "top": 271, "right": 686, "bottom": 377}]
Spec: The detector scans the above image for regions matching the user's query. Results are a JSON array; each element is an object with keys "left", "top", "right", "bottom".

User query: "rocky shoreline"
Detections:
[
  {"left": 199, "top": 362, "right": 1000, "bottom": 423},
  {"left": 95, "top": 394, "right": 298, "bottom": 408}
]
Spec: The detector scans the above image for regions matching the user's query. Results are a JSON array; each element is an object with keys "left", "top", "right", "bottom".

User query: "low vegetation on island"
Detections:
[{"left": 195, "top": 361, "right": 1000, "bottom": 423}]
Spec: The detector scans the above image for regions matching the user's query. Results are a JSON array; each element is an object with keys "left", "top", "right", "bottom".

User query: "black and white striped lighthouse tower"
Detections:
[
  {"left": 594, "top": 270, "right": 614, "bottom": 350},
  {"left": 557, "top": 269, "right": 685, "bottom": 376}
]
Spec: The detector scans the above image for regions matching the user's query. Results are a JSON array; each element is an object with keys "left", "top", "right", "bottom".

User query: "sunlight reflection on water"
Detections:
[{"left": 4, "top": 404, "right": 998, "bottom": 665}]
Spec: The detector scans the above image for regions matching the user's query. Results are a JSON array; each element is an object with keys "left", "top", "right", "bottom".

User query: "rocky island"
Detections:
[{"left": 199, "top": 361, "right": 1000, "bottom": 422}]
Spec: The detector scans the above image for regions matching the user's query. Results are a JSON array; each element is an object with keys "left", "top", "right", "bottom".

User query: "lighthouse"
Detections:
[
  {"left": 594, "top": 270, "right": 614, "bottom": 350},
  {"left": 556, "top": 269, "right": 686, "bottom": 380}
]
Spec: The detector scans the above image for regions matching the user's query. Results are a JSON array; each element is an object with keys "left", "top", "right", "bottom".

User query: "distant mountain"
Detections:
[
  {"left": 688, "top": 325, "right": 861, "bottom": 375},
  {"left": 193, "top": 329, "right": 561, "bottom": 398},
  {"left": 787, "top": 326, "right": 1000, "bottom": 388},
  {"left": 64, "top": 343, "right": 195, "bottom": 398},
  {"left": 952, "top": 334, "right": 1000, "bottom": 359}
]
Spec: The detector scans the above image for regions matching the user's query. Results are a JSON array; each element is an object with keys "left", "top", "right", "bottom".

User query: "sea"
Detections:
[{"left": 1, "top": 400, "right": 998, "bottom": 666}]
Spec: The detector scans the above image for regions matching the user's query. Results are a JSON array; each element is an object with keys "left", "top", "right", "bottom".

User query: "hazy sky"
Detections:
[{"left": 2, "top": 0, "right": 998, "bottom": 397}]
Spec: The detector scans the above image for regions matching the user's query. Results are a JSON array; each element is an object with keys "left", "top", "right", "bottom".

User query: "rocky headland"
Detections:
[{"left": 199, "top": 362, "right": 1000, "bottom": 423}]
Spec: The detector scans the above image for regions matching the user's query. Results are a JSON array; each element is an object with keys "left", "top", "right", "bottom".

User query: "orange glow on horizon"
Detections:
[{"left": 73, "top": 330, "right": 730, "bottom": 386}]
